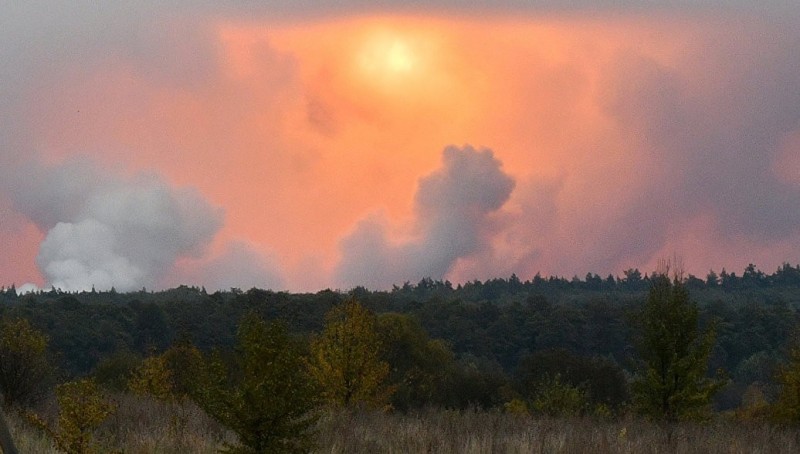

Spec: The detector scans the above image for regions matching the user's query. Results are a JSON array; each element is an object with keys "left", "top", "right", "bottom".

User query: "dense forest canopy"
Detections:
[{"left": 2, "top": 263, "right": 800, "bottom": 412}]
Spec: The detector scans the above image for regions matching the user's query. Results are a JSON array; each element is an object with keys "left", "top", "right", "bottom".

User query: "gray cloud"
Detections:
[
  {"left": 168, "top": 240, "right": 286, "bottom": 291},
  {"left": 602, "top": 27, "right": 800, "bottom": 241},
  {"left": 2, "top": 159, "right": 223, "bottom": 291},
  {"left": 336, "top": 145, "right": 514, "bottom": 289}
]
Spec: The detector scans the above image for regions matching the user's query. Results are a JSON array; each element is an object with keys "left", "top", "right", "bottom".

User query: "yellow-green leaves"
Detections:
[
  {"left": 0, "top": 317, "right": 51, "bottom": 408},
  {"left": 28, "top": 379, "right": 116, "bottom": 454},
  {"left": 128, "top": 355, "right": 173, "bottom": 401},
  {"left": 309, "top": 299, "right": 392, "bottom": 409}
]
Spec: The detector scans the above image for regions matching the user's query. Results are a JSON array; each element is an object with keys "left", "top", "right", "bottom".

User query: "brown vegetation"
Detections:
[{"left": 5, "top": 398, "right": 800, "bottom": 453}]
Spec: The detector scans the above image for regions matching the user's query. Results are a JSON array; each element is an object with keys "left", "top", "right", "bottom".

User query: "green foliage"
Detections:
[
  {"left": 29, "top": 379, "right": 116, "bottom": 454},
  {"left": 128, "top": 354, "right": 173, "bottom": 401},
  {"left": 503, "top": 398, "right": 529, "bottom": 416},
  {"left": 309, "top": 299, "right": 392, "bottom": 409},
  {"left": 194, "top": 313, "right": 318, "bottom": 454},
  {"left": 160, "top": 342, "right": 205, "bottom": 399},
  {"left": 376, "top": 313, "right": 456, "bottom": 410},
  {"left": 772, "top": 344, "right": 800, "bottom": 422},
  {"left": 531, "top": 374, "right": 588, "bottom": 417},
  {"left": 516, "top": 349, "right": 629, "bottom": 410},
  {"left": 0, "top": 317, "right": 51, "bottom": 408},
  {"left": 633, "top": 275, "right": 725, "bottom": 421},
  {"left": 92, "top": 350, "right": 141, "bottom": 393}
]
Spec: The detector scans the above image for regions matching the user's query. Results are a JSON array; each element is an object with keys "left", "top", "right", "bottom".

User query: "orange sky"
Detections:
[{"left": 2, "top": 9, "right": 800, "bottom": 291}]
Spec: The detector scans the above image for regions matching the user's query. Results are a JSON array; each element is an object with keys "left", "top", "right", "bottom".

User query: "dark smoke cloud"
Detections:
[{"left": 336, "top": 145, "right": 514, "bottom": 289}]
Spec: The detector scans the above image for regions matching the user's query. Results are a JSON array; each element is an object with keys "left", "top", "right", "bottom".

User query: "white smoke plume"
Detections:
[
  {"left": 4, "top": 159, "right": 223, "bottom": 292},
  {"left": 336, "top": 145, "right": 515, "bottom": 289}
]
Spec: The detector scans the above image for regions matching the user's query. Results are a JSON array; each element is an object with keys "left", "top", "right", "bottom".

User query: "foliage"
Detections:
[
  {"left": 516, "top": 349, "right": 629, "bottom": 410},
  {"left": 376, "top": 313, "right": 456, "bottom": 410},
  {"left": 503, "top": 398, "right": 529, "bottom": 416},
  {"left": 0, "top": 317, "right": 51, "bottom": 408},
  {"left": 3, "top": 263, "right": 800, "bottom": 415},
  {"left": 772, "top": 342, "right": 800, "bottom": 422},
  {"left": 193, "top": 313, "right": 318, "bottom": 454},
  {"left": 28, "top": 379, "right": 116, "bottom": 454},
  {"left": 633, "top": 275, "right": 725, "bottom": 421},
  {"left": 92, "top": 350, "right": 141, "bottom": 393},
  {"left": 160, "top": 342, "right": 205, "bottom": 399},
  {"left": 531, "top": 374, "right": 588, "bottom": 417},
  {"left": 128, "top": 354, "right": 173, "bottom": 401},
  {"left": 308, "top": 299, "right": 391, "bottom": 409}
]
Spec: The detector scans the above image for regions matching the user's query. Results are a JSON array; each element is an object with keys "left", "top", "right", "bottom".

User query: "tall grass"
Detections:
[
  {"left": 315, "top": 409, "right": 800, "bottom": 454},
  {"left": 5, "top": 397, "right": 800, "bottom": 453}
]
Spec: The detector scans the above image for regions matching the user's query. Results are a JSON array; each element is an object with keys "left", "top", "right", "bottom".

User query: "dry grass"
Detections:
[
  {"left": 314, "top": 409, "right": 800, "bottom": 454},
  {"left": 5, "top": 398, "right": 800, "bottom": 453}
]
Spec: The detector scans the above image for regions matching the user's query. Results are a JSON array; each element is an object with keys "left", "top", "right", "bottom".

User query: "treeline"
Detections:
[
  {"left": 2, "top": 264, "right": 799, "bottom": 409},
  {"left": 2, "top": 267, "right": 800, "bottom": 451},
  {"left": 0, "top": 267, "right": 798, "bottom": 392}
]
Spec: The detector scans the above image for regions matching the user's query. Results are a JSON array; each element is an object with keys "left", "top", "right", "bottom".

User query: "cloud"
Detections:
[
  {"left": 4, "top": 7, "right": 800, "bottom": 292},
  {"left": 169, "top": 240, "right": 286, "bottom": 291},
  {"left": 2, "top": 159, "right": 223, "bottom": 292},
  {"left": 336, "top": 145, "right": 514, "bottom": 289}
]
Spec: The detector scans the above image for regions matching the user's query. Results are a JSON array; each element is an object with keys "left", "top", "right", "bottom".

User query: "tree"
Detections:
[
  {"left": 194, "top": 313, "right": 318, "bottom": 454},
  {"left": 516, "top": 349, "right": 629, "bottom": 410},
  {"left": 376, "top": 313, "right": 456, "bottom": 410},
  {"left": 633, "top": 274, "right": 725, "bottom": 421},
  {"left": 28, "top": 379, "right": 116, "bottom": 454},
  {"left": 128, "top": 354, "right": 173, "bottom": 401},
  {"left": 772, "top": 338, "right": 800, "bottom": 422},
  {"left": 0, "top": 317, "right": 51, "bottom": 408},
  {"left": 308, "top": 299, "right": 391, "bottom": 409}
]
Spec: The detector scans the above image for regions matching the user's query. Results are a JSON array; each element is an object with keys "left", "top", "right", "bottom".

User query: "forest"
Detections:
[{"left": 1, "top": 263, "right": 800, "bottom": 452}]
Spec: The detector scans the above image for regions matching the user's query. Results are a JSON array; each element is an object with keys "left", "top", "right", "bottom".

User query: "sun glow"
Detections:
[{"left": 358, "top": 35, "right": 417, "bottom": 78}]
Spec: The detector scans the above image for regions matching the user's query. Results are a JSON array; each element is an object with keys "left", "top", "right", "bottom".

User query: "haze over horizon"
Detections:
[{"left": 2, "top": 2, "right": 800, "bottom": 292}]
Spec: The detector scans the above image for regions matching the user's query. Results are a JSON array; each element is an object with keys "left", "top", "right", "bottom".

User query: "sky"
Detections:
[{"left": 1, "top": 2, "right": 800, "bottom": 292}]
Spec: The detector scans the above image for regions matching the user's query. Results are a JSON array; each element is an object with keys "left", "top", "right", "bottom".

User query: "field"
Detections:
[{"left": 5, "top": 396, "right": 800, "bottom": 453}]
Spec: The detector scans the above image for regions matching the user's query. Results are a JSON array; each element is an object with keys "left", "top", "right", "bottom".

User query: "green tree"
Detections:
[
  {"left": 160, "top": 341, "right": 205, "bottom": 399},
  {"left": 308, "top": 299, "right": 391, "bottom": 409},
  {"left": 194, "top": 313, "right": 318, "bottom": 454},
  {"left": 128, "top": 354, "right": 173, "bottom": 401},
  {"left": 0, "top": 317, "right": 51, "bottom": 408},
  {"left": 376, "top": 313, "right": 455, "bottom": 410},
  {"left": 28, "top": 379, "right": 116, "bottom": 454},
  {"left": 633, "top": 274, "right": 724, "bottom": 421},
  {"left": 772, "top": 341, "right": 800, "bottom": 422}
]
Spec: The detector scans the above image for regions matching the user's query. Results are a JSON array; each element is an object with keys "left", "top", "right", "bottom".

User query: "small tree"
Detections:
[
  {"left": 308, "top": 299, "right": 391, "bottom": 409},
  {"left": 772, "top": 341, "right": 800, "bottom": 422},
  {"left": 194, "top": 313, "right": 318, "bottom": 454},
  {"left": 0, "top": 317, "right": 51, "bottom": 408},
  {"left": 633, "top": 274, "right": 724, "bottom": 421},
  {"left": 29, "top": 379, "right": 116, "bottom": 454}
]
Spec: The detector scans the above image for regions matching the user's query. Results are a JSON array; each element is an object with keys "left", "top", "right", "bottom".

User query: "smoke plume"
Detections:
[{"left": 336, "top": 145, "right": 514, "bottom": 289}]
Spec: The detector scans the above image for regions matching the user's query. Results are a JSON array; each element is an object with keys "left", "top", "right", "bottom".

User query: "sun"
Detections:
[
  {"left": 359, "top": 38, "right": 418, "bottom": 76},
  {"left": 355, "top": 30, "right": 424, "bottom": 88},
  {"left": 351, "top": 24, "right": 450, "bottom": 96}
]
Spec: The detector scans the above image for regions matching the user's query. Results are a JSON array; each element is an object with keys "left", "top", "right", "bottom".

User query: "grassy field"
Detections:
[{"left": 5, "top": 397, "right": 800, "bottom": 453}]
